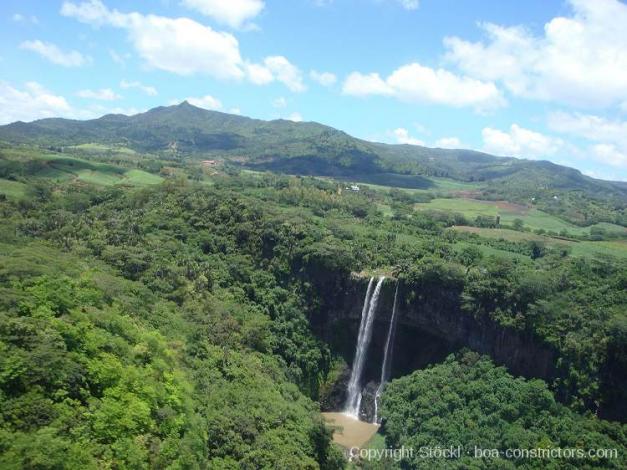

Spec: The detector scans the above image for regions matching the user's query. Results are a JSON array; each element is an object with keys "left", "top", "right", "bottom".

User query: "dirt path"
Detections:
[{"left": 322, "top": 412, "right": 380, "bottom": 449}]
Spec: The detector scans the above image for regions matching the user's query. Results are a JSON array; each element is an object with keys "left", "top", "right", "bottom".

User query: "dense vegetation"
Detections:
[
  {"left": 376, "top": 352, "right": 626, "bottom": 469},
  {"left": 0, "top": 122, "right": 625, "bottom": 468},
  {"left": 0, "top": 180, "right": 346, "bottom": 467}
]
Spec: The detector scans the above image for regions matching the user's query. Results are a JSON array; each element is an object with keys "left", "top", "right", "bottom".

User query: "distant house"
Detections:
[
  {"left": 202, "top": 160, "right": 218, "bottom": 167},
  {"left": 349, "top": 185, "right": 360, "bottom": 192}
]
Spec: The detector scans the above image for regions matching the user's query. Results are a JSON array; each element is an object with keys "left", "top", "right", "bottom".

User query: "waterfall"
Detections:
[
  {"left": 373, "top": 281, "right": 400, "bottom": 423},
  {"left": 345, "top": 276, "right": 385, "bottom": 419}
]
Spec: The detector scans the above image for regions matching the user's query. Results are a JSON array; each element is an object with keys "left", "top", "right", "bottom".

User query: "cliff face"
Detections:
[
  {"left": 311, "top": 276, "right": 558, "bottom": 418},
  {"left": 307, "top": 272, "right": 625, "bottom": 422}
]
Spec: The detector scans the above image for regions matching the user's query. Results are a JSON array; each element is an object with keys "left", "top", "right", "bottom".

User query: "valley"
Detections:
[{"left": 0, "top": 105, "right": 625, "bottom": 469}]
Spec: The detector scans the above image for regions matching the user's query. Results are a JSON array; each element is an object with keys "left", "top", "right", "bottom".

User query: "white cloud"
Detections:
[
  {"left": 481, "top": 116, "right": 627, "bottom": 173},
  {"left": 62, "top": 1, "right": 303, "bottom": 92},
  {"left": 548, "top": 112, "right": 627, "bottom": 150},
  {"left": 60, "top": 0, "right": 115, "bottom": 26},
  {"left": 481, "top": 124, "right": 564, "bottom": 158},
  {"left": 0, "top": 82, "right": 149, "bottom": 124},
  {"left": 343, "top": 63, "right": 504, "bottom": 112},
  {"left": 393, "top": 128, "right": 425, "bottom": 146},
  {"left": 0, "top": 82, "right": 73, "bottom": 124},
  {"left": 76, "top": 88, "right": 121, "bottom": 100},
  {"left": 397, "top": 0, "right": 419, "bottom": 10},
  {"left": 287, "top": 112, "right": 303, "bottom": 122},
  {"left": 244, "top": 56, "right": 305, "bottom": 92},
  {"left": 229, "top": 107, "right": 241, "bottom": 115},
  {"left": 20, "top": 40, "right": 89, "bottom": 67},
  {"left": 12, "top": 13, "right": 39, "bottom": 24},
  {"left": 245, "top": 62, "right": 274, "bottom": 85},
  {"left": 120, "top": 79, "right": 157, "bottom": 96},
  {"left": 444, "top": 0, "right": 627, "bottom": 108},
  {"left": 434, "top": 137, "right": 462, "bottom": 149},
  {"left": 181, "top": 0, "right": 264, "bottom": 28},
  {"left": 548, "top": 112, "right": 627, "bottom": 170},
  {"left": 343, "top": 72, "right": 391, "bottom": 96},
  {"left": 583, "top": 169, "right": 626, "bottom": 182},
  {"left": 590, "top": 144, "right": 627, "bottom": 168},
  {"left": 262, "top": 56, "right": 306, "bottom": 92},
  {"left": 310, "top": 70, "right": 337, "bottom": 87},
  {"left": 272, "top": 97, "right": 287, "bottom": 108},
  {"left": 61, "top": 0, "right": 244, "bottom": 79}
]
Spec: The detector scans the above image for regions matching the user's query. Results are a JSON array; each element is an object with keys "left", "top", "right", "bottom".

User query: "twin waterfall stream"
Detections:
[{"left": 344, "top": 276, "right": 400, "bottom": 423}]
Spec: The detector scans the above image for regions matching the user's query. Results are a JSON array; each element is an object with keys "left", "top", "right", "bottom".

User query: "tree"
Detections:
[{"left": 528, "top": 240, "right": 546, "bottom": 260}]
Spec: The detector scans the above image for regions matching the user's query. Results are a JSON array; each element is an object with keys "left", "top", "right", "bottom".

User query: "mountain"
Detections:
[{"left": 1, "top": 102, "right": 626, "bottom": 213}]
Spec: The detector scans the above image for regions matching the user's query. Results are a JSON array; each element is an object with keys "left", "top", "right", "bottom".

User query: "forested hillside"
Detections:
[
  {"left": 0, "top": 184, "right": 345, "bottom": 468},
  {"left": 377, "top": 353, "right": 626, "bottom": 469},
  {"left": 1, "top": 103, "right": 625, "bottom": 227}
]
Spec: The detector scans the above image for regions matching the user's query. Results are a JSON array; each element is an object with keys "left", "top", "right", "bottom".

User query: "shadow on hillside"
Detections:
[{"left": 246, "top": 156, "right": 435, "bottom": 190}]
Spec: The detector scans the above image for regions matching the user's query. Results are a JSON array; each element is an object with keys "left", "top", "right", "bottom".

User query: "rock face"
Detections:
[
  {"left": 359, "top": 381, "right": 378, "bottom": 423},
  {"left": 308, "top": 273, "right": 625, "bottom": 422},
  {"left": 311, "top": 275, "right": 559, "bottom": 416},
  {"left": 319, "top": 365, "right": 350, "bottom": 412}
]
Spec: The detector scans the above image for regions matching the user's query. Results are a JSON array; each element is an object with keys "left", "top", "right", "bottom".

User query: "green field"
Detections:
[
  {"left": 0, "top": 178, "right": 27, "bottom": 199},
  {"left": 123, "top": 169, "right": 164, "bottom": 185},
  {"left": 69, "top": 143, "right": 138, "bottom": 155},
  {"left": 416, "top": 198, "right": 627, "bottom": 237},
  {"left": 339, "top": 175, "right": 482, "bottom": 195},
  {"left": 570, "top": 239, "right": 627, "bottom": 258},
  {"left": 46, "top": 156, "right": 163, "bottom": 186},
  {"left": 2, "top": 152, "right": 163, "bottom": 188},
  {"left": 453, "top": 226, "right": 627, "bottom": 259}
]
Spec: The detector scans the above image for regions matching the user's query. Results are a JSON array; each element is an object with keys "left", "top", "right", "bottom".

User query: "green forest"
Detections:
[{"left": 1, "top": 119, "right": 626, "bottom": 468}]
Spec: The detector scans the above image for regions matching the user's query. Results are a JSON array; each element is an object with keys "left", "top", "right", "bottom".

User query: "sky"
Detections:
[{"left": 1, "top": 0, "right": 627, "bottom": 181}]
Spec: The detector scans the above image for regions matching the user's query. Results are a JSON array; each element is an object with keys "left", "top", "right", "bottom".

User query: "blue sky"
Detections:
[{"left": 1, "top": 0, "right": 627, "bottom": 181}]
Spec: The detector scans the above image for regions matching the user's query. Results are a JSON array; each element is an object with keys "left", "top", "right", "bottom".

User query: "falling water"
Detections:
[
  {"left": 373, "top": 281, "right": 400, "bottom": 423},
  {"left": 345, "top": 276, "right": 385, "bottom": 419}
]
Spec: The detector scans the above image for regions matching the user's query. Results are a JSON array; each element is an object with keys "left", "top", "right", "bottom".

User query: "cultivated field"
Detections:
[{"left": 416, "top": 198, "right": 627, "bottom": 237}]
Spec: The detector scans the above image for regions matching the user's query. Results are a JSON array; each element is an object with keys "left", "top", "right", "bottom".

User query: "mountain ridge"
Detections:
[{"left": 1, "top": 102, "right": 625, "bottom": 199}]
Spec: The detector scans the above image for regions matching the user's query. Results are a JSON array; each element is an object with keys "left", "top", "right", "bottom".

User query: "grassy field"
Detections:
[
  {"left": 4, "top": 152, "right": 164, "bottom": 188},
  {"left": 76, "top": 169, "right": 122, "bottom": 185},
  {"left": 453, "top": 226, "right": 627, "bottom": 259},
  {"left": 416, "top": 198, "right": 627, "bottom": 237},
  {"left": 47, "top": 156, "right": 163, "bottom": 186},
  {"left": 570, "top": 239, "right": 627, "bottom": 259},
  {"left": 340, "top": 176, "right": 481, "bottom": 195},
  {"left": 68, "top": 143, "right": 138, "bottom": 155},
  {"left": 0, "top": 178, "right": 27, "bottom": 199},
  {"left": 123, "top": 169, "right": 164, "bottom": 185}
]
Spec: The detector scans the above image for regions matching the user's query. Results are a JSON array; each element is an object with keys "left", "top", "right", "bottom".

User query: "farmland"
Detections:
[{"left": 415, "top": 197, "right": 627, "bottom": 237}]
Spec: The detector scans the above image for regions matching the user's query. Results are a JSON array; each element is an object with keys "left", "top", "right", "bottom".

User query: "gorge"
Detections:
[{"left": 312, "top": 272, "right": 624, "bottom": 424}]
